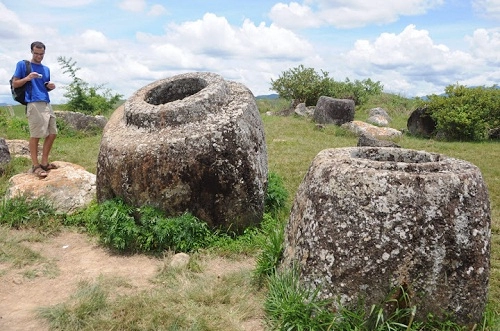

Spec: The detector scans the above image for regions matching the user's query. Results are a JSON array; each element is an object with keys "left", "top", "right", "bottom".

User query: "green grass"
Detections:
[{"left": 1, "top": 96, "right": 499, "bottom": 329}]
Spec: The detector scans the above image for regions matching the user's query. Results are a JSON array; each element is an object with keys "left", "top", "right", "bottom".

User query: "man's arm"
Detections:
[{"left": 12, "top": 72, "right": 39, "bottom": 88}]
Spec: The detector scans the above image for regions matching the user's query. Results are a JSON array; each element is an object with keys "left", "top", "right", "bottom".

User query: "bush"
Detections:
[
  {"left": 270, "top": 65, "right": 332, "bottom": 107},
  {"left": 68, "top": 198, "right": 214, "bottom": 253},
  {"left": 58, "top": 56, "right": 122, "bottom": 115},
  {"left": 424, "top": 84, "right": 500, "bottom": 141},
  {"left": 270, "top": 64, "right": 383, "bottom": 108}
]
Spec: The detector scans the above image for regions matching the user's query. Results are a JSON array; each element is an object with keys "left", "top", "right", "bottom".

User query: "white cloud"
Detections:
[
  {"left": 148, "top": 4, "right": 167, "bottom": 17},
  {"left": 342, "top": 25, "right": 486, "bottom": 96},
  {"left": 0, "top": 3, "right": 34, "bottom": 39},
  {"left": 269, "top": 0, "right": 444, "bottom": 29},
  {"left": 473, "top": 0, "right": 500, "bottom": 20},
  {"left": 38, "top": 0, "right": 95, "bottom": 7},
  {"left": 119, "top": 0, "right": 146, "bottom": 13},
  {"left": 466, "top": 28, "right": 500, "bottom": 64}
]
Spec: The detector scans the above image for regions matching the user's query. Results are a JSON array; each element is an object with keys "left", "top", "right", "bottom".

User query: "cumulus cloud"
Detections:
[
  {"left": 140, "top": 13, "right": 314, "bottom": 62},
  {"left": 466, "top": 28, "right": 500, "bottom": 64},
  {"left": 0, "top": 3, "right": 34, "bottom": 39},
  {"left": 269, "top": 0, "right": 444, "bottom": 29},
  {"left": 342, "top": 25, "right": 485, "bottom": 95}
]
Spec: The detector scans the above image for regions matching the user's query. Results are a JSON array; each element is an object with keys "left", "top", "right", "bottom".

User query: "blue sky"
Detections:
[{"left": 1, "top": 0, "right": 499, "bottom": 104}]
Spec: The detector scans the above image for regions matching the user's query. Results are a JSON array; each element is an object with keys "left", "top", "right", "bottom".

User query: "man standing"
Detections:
[{"left": 12, "top": 41, "right": 57, "bottom": 178}]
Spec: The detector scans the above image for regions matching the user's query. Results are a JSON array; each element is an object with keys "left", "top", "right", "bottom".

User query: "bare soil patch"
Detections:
[{"left": 0, "top": 230, "right": 262, "bottom": 331}]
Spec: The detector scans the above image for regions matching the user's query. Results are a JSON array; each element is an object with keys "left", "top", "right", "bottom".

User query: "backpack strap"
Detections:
[{"left": 24, "top": 60, "right": 32, "bottom": 105}]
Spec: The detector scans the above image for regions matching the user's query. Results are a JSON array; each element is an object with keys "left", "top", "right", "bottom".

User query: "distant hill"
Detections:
[{"left": 255, "top": 94, "right": 279, "bottom": 100}]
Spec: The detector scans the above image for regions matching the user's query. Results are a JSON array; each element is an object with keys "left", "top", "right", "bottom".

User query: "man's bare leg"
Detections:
[
  {"left": 29, "top": 137, "right": 40, "bottom": 166},
  {"left": 41, "top": 133, "right": 57, "bottom": 166}
]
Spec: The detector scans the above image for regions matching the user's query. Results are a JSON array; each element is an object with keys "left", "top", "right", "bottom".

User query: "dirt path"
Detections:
[
  {"left": 0, "top": 231, "right": 161, "bottom": 330},
  {"left": 0, "top": 230, "right": 262, "bottom": 331}
]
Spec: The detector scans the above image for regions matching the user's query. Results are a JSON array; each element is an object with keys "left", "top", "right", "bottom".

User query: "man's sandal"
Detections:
[
  {"left": 32, "top": 165, "right": 48, "bottom": 178},
  {"left": 41, "top": 163, "right": 58, "bottom": 171}
]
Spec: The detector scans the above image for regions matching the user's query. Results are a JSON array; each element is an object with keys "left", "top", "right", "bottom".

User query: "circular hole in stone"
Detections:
[
  {"left": 351, "top": 148, "right": 442, "bottom": 163},
  {"left": 145, "top": 78, "right": 207, "bottom": 105}
]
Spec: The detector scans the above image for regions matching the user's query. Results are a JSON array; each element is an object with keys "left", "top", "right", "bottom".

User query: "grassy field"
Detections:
[{"left": 1, "top": 95, "right": 499, "bottom": 329}]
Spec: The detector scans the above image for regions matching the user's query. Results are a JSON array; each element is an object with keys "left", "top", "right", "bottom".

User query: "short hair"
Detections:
[{"left": 31, "top": 41, "right": 46, "bottom": 51}]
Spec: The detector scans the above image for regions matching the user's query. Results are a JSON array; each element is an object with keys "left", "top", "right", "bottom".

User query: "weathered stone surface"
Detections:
[
  {"left": 96, "top": 72, "right": 268, "bottom": 233},
  {"left": 294, "top": 103, "right": 314, "bottom": 117},
  {"left": 407, "top": 107, "right": 436, "bottom": 138},
  {"left": 55, "top": 111, "right": 107, "bottom": 131},
  {"left": 367, "top": 107, "right": 391, "bottom": 127},
  {"left": 342, "top": 120, "right": 402, "bottom": 138},
  {"left": 4, "top": 139, "right": 34, "bottom": 158},
  {"left": 0, "top": 138, "right": 11, "bottom": 165},
  {"left": 281, "top": 147, "right": 490, "bottom": 327},
  {"left": 357, "top": 133, "right": 400, "bottom": 148},
  {"left": 313, "top": 97, "right": 355, "bottom": 125},
  {"left": 6, "top": 161, "right": 96, "bottom": 214}
]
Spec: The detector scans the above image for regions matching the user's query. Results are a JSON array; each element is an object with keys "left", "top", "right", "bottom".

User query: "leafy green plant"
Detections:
[
  {"left": 270, "top": 64, "right": 383, "bottom": 107},
  {"left": 253, "top": 213, "right": 285, "bottom": 285},
  {"left": 423, "top": 84, "right": 500, "bottom": 141},
  {"left": 265, "top": 171, "right": 289, "bottom": 216},
  {"left": 270, "top": 64, "right": 332, "bottom": 106},
  {"left": 75, "top": 198, "right": 213, "bottom": 253},
  {"left": 329, "top": 77, "right": 384, "bottom": 106},
  {"left": 58, "top": 56, "right": 122, "bottom": 115},
  {"left": 0, "top": 195, "right": 59, "bottom": 230},
  {"left": 264, "top": 265, "right": 336, "bottom": 330}
]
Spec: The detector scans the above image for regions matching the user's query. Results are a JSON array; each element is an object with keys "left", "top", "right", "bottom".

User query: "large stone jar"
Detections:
[
  {"left": 96, "top": 72, "right": 268, "bottom": 233},
  {"left": 281, "top": 147, "right": 490, "bottom": 327}
]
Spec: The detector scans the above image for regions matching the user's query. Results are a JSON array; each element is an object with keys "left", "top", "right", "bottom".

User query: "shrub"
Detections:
[
  {"left": 270, "top": 65, "right": 332, "bottom": 106},
  {"left": 58, "top": 56, "right": 122, "bottom": 115},
  {"left": 329, "top": 77, "right": 384, "bottom": 106},
  {"left": 424, "top": 84, "right": 500, "bottom": 141},
  {"left": 72, "top": 198, "right": 214, "bottom": 253},
  {"left": 270, "top": 65, "right": 383, "bottom": 108}
]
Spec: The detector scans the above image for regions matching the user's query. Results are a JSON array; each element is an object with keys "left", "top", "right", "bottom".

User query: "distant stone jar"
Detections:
[
  {"left": 281, "top": 147, "right": 490, "bottom": 327},
  {"left": 96, "top": 72, "right": 268, "bottom": 233}
]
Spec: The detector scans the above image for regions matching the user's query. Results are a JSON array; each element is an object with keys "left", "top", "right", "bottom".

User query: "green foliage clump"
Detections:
[
  {"left": 265, "top": 171, "right": 289, "bottom": 216},
  {"left": 253, "top": 213, "right": 285, "bottom": 286},
  {"left": 270, "top": 64, "right": 383, "bottom": 107},
  {"left": 330, "top": 77, "right": 384, "bottom": 106},
  {"left": 270, "top": 64, "right": 332, "bottom": 106},
  {"left": 424, "top": 84, "right": 500, "bottom": 141},
  {"left": 58, "top": 56, "right": 122, "bottom": 115},
  {"left": 0, "top": 196, "right": 59, "bottom": 230},
  {"left": 264, "top": 266, "right": 336, "bottom": 330},
  {"left": 68, "top": 198, "right": 213, "bottom": 253}
]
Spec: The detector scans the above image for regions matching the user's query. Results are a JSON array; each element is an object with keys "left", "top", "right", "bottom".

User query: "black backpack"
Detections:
[{"left": 9, "top": 60, "right": 31, "bottom": 105}]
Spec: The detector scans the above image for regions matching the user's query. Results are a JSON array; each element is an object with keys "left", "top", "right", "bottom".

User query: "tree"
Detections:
[
  {"left": 270, "top": 65, "right": 383, "bottom": 107},
  {"left": 58, "top": 56, "right": 122, "bottom": 115},
  {"left": 270, "top": 65, "right": 332, "bottom": 107}
]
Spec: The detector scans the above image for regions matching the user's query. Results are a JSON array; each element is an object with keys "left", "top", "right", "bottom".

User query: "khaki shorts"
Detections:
[{"left": 27, "top": 102, "right": 58, "bottom": 138}]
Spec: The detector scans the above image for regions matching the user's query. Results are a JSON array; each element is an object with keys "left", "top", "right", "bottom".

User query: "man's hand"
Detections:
[
  {"left": 45, "top": 81, "right": 56, "bottom": 91},
  {"left": 26, "top": 72, "right": 40, "bottom": 80}
]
